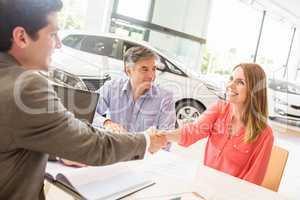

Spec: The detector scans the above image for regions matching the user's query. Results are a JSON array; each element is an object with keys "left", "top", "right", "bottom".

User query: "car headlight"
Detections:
[
  {"left": 287, "top": 85, "right": 300, "bottom": 95},
  {"left": 273, "top": 97, "right": 288, "bottom": 105}
]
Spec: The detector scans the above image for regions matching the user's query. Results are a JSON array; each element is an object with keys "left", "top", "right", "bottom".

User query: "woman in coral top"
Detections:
[{"left": 161, "top": 63, "right": 273, "bottom": 185}]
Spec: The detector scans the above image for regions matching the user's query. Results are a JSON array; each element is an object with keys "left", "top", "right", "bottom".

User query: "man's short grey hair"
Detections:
[{"left": 123, "top": 46, "right": 160, "bottom": 68}]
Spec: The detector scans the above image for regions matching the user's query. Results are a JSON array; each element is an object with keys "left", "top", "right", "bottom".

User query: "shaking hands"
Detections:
[
  {"left": 147, "top": 128, "right": 181, "bottom": 154},
  {"left": 148, "top": 130, "right": 167, "bottom": 154}
]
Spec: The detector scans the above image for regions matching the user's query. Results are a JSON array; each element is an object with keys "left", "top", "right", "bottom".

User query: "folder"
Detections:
[{"left": 45, "top": 162, "right": 155, "bottom": 200}]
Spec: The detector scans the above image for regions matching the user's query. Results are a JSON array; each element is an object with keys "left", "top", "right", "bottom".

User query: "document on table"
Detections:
[{"left": 46, "top": 161, "right": 154, "bottom": 200}]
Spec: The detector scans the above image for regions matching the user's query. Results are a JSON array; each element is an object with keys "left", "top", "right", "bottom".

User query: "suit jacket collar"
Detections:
[{"left": 0, "top": 52, "right": 20, "bottom": 68}]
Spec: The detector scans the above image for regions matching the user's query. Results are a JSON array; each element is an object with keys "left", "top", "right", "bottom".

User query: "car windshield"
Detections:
[{"left": 156, "top": 48, "right": 180, "bottom": 62}]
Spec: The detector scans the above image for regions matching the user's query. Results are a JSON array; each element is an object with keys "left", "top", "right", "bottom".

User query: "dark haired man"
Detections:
[{"left": 0, "top": 0, "right": 166, "bottom": 199}]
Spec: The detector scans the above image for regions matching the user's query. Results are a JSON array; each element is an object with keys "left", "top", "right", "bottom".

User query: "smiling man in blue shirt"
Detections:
[
  {"left": 96, "top": 46, "right": 176, "bottom": 134},
  {"left": 62, "top": 46, "right": 175, "bottom": 167}
]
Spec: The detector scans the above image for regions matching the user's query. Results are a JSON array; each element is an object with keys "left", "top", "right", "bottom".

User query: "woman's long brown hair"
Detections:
[{"left": 234, "top": 63, "right": 268, "bottom": 143}]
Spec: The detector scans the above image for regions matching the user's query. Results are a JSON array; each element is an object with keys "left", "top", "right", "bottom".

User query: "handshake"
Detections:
[
  {"left": 60, "top": 128, "right": 180, "bottom": 167},
  {"left": 147, "top": 128, "right": 180, "bottom": 154},
  {"left": 103, "top": 121, "right": 173, "bottom": 154}
]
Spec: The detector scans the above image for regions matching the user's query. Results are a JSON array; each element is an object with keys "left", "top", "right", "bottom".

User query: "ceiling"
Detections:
[
  {"left": 271, "top": 0, "right": 300, "bottom": 19},
  {"left": 257, "top": 0, "right": 300, "bottom": 26}
]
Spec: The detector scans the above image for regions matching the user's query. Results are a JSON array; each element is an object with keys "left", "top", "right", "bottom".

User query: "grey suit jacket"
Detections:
[{"left": 0, "top": 53, "right": 146, "bottom": 200}]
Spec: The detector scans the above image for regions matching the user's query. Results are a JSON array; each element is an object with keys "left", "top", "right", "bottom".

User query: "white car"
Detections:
[
  {"left": 52, "top": 31, "right": 224, "bottom": 127},
  {"left": 268, "top": 79, "right": 300, "bottom": 125}
]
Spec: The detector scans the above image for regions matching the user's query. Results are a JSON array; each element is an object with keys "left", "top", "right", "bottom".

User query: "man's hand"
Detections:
[
  {"left": 103, "top": 120, "right": 127, "bottom": 133},
  {"left": 61, "top": 159, "right": 87, "bottom": 167},
  {"left": 147, "top": 128, "right": 168, "bottom": 154}
]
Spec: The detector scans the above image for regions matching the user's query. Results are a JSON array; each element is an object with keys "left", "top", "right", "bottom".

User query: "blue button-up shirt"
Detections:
[{"left": 94, "top": 78, "right": 176, "bottom": 132}]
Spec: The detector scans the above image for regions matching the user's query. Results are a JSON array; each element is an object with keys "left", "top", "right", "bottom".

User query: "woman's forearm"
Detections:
[{"left": 164, "top": 129, "right": 181, "bottom": 143}]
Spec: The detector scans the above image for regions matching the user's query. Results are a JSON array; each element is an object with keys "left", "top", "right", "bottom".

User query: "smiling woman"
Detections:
[{"left": 159, "top": 63, "right": 274, "bottom": 186}]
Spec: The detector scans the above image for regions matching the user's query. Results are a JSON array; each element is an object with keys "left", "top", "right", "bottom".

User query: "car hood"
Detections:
[{"left": 51, "top": 49, "right": 109, "bottom": 77}]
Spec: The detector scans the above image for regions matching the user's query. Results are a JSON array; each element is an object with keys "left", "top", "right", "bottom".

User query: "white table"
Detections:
[
  {"left": 122, "top": 151, "right": 289, "bottom": 200},
  {"left": 45, "top": 151, "right": 289, "bottom": 200}
]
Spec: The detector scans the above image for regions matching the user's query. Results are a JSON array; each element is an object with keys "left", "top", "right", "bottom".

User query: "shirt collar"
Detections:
[
  {"left": 121, "top": 78, "right": 158, "bottom": 98},
  {"left": 121, "top": 78, "right": 131, "bottom": 93},
  {"left": 141, "top": 85, "right": 157, "bottom": 98},
  {"left": 228, "top": 102, "right": 244, "bottom": 137}
]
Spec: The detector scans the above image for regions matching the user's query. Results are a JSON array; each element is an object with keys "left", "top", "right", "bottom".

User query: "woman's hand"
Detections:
[{"left": 156, "top": 129, "right": 181, "bottom": 143}]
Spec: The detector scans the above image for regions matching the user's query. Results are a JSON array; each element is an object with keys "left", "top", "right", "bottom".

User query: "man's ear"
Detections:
[
  {"left": 11, "top": 27, "right": 31, "bottom": 49},
  {"left": 124, "top": 66, "right": 131, "bottom": 76}
]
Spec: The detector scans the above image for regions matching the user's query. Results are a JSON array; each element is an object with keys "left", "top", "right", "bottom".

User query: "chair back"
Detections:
[{"left": 261, "top": 145, "right": 289, "bottom": 192}]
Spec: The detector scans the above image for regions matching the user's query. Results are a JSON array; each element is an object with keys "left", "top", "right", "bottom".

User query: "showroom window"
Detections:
[
  {"left": 59, "top": 0, "right": 88, "bottom": 29},
  {"left": 292, "top": 30, "right": 299, "bottom": 81},
  {"left": 256, "top": 13, "right": 293, "bottom": 79},
  {"left": 110, "top": 0, "right": 206, "bottom": 73},
  {"left": 116, "top": 0, "right": 152, "bottom": 21},
  {"left": 110, "top": 0, "right": 152, "bottom": 40},
  {"left": 204, "top": 0, "right": 262, "bottom": 75}
]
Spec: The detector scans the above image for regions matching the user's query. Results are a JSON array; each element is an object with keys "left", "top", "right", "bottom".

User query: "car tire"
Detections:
[{"left": 175, "top": 100, "right": 205, "bottom": 128}]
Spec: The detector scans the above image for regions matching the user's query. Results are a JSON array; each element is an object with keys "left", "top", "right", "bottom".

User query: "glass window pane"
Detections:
[
  {"left": 204, "top": 0, "right": 262, "bottom": 74},
  {"left": 59, "top": 0, "right": 88, "bottom": 29},
  {"left": 117, "top": 0, "right": 151, "bottom": 21},
  {"left": 257, "top": 14, "right": 294, "bottom": 79}
]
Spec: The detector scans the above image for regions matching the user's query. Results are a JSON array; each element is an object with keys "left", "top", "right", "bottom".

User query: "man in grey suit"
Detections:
[{"left": 0, "top": 0, "right": 167, "bottom": 199}]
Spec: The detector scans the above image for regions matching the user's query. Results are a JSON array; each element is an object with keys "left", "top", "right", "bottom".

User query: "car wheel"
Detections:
[{"left": 176, "top": 100, "right": 205, "bottom": 127}]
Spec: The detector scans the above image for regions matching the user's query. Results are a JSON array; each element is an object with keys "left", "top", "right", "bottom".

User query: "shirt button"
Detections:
[{"left": 233, "top": 144, "right": 237, "bottom": 148}]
